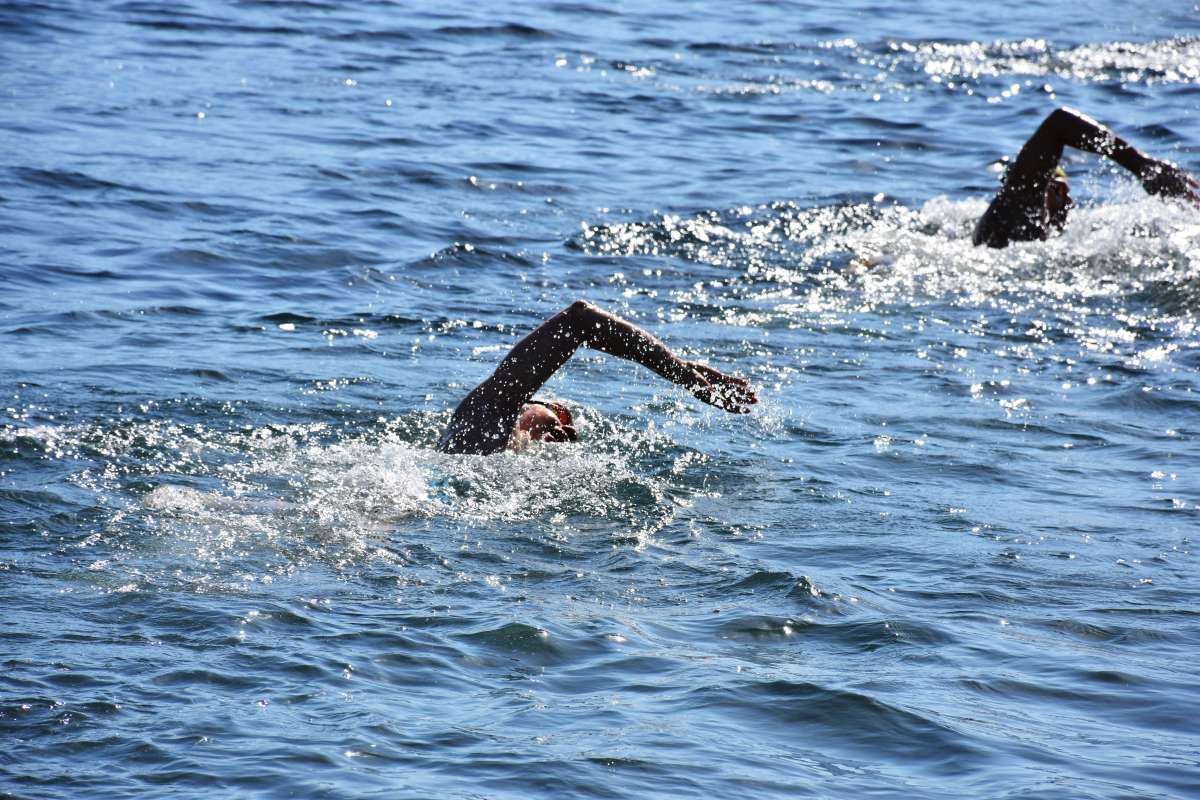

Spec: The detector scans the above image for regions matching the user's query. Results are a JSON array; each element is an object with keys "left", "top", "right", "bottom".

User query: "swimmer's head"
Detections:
[
  {"left": 511, "top": 400, "right": 577, "bottom": 448},
  {"left": 1045, "top": 166, "right": 1072, "bottom": 231}
]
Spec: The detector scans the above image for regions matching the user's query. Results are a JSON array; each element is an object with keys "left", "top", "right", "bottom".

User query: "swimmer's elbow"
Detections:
[
  {"left": 564, "top": 299, "right": 597, "bottom": 319},
  {"left": 1043, "top": 106, "right": 1104, "bottom": 140},
  {"left": 1045, "top": 106, "right": 1084, "bottom": 126}
]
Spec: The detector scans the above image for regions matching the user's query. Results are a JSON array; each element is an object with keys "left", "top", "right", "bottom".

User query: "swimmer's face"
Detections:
[
  {"left": 1045, "top": 176, "right": 1073, "bottom": 231},
  {"left": 514, "top": 402, "right": 577, "bottom": 445}
]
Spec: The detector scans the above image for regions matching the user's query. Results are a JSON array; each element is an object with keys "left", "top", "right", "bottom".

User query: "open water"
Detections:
[{"left": 2, "top": 2, "right": 1199, "bottom": 798}]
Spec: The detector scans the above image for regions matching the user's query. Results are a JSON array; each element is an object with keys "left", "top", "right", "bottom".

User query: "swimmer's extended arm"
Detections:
[
  {"left": 466, "top": 300, "right": 757, "bottom": 414},
  {"left": 439, "top": 300, "right": 756, "bottom": 454},
  {"left": 1006, "top": 108, "right": 1196, "bottom": 201},
  {"left": 974, "top": 107, "right": 1198, "bottom": 247}
]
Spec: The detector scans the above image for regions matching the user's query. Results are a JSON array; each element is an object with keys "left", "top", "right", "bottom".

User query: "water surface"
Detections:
[{"left": 2, "top": 2, "right": 1198, "bottom": 798}]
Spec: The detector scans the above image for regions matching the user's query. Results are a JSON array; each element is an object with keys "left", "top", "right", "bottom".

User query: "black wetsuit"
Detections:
[{"left": 972, "top": 187, "right": 1050, "bottom": 249}]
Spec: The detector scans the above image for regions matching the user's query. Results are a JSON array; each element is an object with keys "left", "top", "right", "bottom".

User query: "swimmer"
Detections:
[
  {"left": 437, "top": 300, "right": 757, "bottom": 455},
  {"left": 974, "top": 107, "right": 1200, "bottom": 248}
]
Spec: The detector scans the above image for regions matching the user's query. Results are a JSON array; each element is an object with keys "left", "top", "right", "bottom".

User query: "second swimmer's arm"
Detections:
[
  {"left": 975, "top": 108, "right": 1198, "bottom": 247},
  {"left": 1003, "top": 108, "right": 1147, "bottom": 199}
]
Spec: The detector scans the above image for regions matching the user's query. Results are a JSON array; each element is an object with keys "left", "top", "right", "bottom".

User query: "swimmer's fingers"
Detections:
[
  {"left": 719, "top": 380, "right": 758, "bottom": 407},
  {"left": 693, "top": 383, "right": 755, "bottom": 414},
  {"left": 1140, "top": 159, "right": 1200, "bottom": 205},
  {"left": 1186, "top": 174, "right": 1200, "bottom": 207},
  {"left": 697, "top": 363, "right": 758, "bottom": 405},
  {"left": 1168, "top": 167, "right": 1200, "bottom": 206},
  {"left": 685, "top": 362, "right": 758, "bottom": 413},
  {"left": 691, "top": 362, "right": 749, "bottom": 387}
]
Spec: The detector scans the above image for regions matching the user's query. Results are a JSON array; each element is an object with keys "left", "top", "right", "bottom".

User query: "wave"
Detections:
[
  {"left": 2, "top": 405, "right": 726, "bottom": 588},
  {"left": 572, "top": 192, "right": 1200, "bottom": 325},
  {"left": 892, "top": 36, "right": 1200, "bottom": 88},
  {"left": 574, "top": 35, "right": 1200, "bottom": 99}
]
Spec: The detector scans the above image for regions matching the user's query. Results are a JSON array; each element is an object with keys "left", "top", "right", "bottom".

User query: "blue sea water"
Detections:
[{"left": 2, "top": 1, "right": 1199, "bottom": 797}]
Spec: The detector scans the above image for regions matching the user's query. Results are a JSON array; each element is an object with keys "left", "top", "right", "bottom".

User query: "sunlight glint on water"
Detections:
[{"left": 1, "top": 3, "right": 1197, "bottom": 798}]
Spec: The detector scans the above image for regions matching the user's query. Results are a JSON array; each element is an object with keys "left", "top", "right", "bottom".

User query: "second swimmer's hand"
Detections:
[
  {"left": 682, "top": 361, "right": 758, "bottom": 414},
  {"left": 1139, "top": 158, "right": 1200, "bottom": 205}
]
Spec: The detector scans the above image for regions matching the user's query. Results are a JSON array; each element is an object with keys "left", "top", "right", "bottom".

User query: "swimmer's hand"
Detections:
[
  {"left": 1138, "top": 158, "right": 1200, "bottom": 205},
  {"left": 681, "top": 361, "right": 758, "bottom": 414}
]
